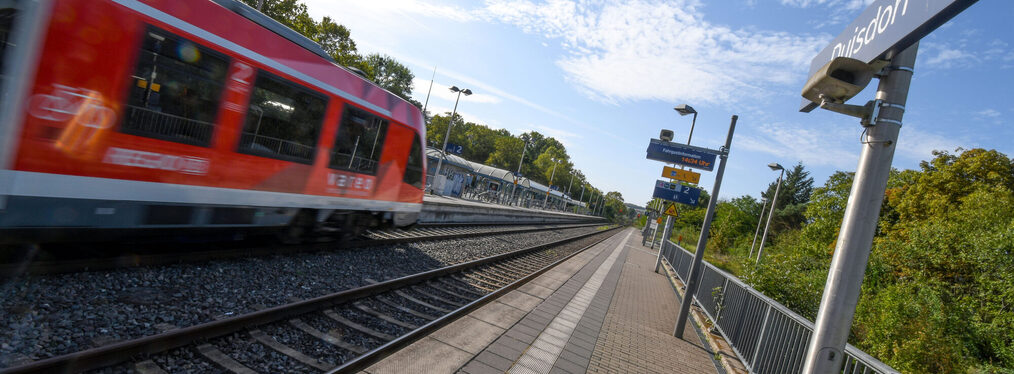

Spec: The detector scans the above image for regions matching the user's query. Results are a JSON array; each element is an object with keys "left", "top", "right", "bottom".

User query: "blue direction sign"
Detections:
[
  {"left": 800, "top": 0, "right": 978, "bottom": 111},
  {"left": 646, "top": 139, "right": 719, "bottom": 171},
  {"left": 652, "top": 180, "right": 702, "bottom": 206}
]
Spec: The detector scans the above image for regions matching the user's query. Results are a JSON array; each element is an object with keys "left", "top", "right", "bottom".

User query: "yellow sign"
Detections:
[
  {"left": 664, "top": 203, "right": 679, "bottom": 217},
  {"left": 662, "top": 166, "right": 701, "bottom": 184}
]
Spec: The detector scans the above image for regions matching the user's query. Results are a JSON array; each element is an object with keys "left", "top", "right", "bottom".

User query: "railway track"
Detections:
[
  {"left": 0, "top": 226, "right": 620, "bottom": 373},
  {"left": 0, "top": 223, "right": 600, "bottom": 277}
]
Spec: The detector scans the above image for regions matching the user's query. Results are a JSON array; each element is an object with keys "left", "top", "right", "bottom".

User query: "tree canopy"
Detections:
[{"left": 665, "top": 149, "right": 1014, "bottom": 373}]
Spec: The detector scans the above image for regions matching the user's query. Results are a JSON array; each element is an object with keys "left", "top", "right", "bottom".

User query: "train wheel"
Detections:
[{"left": 278, "top": 209, "right": 317, "bottom": 244}]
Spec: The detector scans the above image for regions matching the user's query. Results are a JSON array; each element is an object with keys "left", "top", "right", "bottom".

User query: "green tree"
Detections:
[
  {"left": 485, "top": 136, "right": 525, "bottom": 171},
  {"left": 761, "top": 162, "right": 814, "bottom": 232},
  {"left": 363, "top": 53, "right": 415, "bottom": 101}
]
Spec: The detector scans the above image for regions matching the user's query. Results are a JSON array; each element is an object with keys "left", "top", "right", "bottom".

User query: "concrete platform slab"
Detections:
[
  {"left": 431, "top": 316, "right": 505, "bottom": 354},
  {"left": 368, "top": 227, "right": 725, "bottom": 374}
]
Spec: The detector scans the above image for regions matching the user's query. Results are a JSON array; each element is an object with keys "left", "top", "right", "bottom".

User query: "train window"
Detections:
[
  {"left": 122, "top": 26, "right": 229, "bottom": 146},
  {"left": 403, "top": 135, "right": 424, "bottom": 188},
  {"left": 237, "top": 70, "right": 327, "bottom": 164},
  {"left": 0, "top": 8, "right": 16, "bottom": 86},
  {"left": 329, "top": 106, "right": 388, "bottom": 174}
]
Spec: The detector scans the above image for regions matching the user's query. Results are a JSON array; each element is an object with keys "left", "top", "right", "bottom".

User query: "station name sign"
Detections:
[
  {"left": 646, "top": 139, "right": 719, "bottom": 172},
  {"left": 801, "top": 0, "right": 978, "bottom": 111}
]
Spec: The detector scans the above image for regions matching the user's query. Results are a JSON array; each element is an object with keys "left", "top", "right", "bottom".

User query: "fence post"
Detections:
[
  {"left": 751, "top": 304, "right": 774, "bottom": 372},
  {"left": 712, "top": 278, "right": 730, "bottom": 330}
]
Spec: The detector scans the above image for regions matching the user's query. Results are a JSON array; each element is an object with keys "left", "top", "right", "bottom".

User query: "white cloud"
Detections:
[
  {"left": 736, "top": 121, "right": 858, "bottom": 169},
  {"left": 780, "top": 0, "right": 871, "bottom": 9},
  {"left": 977, "top": 108, "right": 1001, "bottom": 119},
  {"left": 924, "top": 47, "right": 978, "bottom": 69},
  {"left": 480, "top": 0, "right": 828, "bottom": 105},
  {"left": 411, "top": 78, "right": 503, "bottom": 105},
  {"left": 895, "top": 124, "right": 966, "bottom": 162},
  {"left": 306, "top": 0, "right": 474, "bottom": 23}
]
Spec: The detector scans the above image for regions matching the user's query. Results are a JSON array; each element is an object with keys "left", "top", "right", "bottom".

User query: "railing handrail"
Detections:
[{"left": 662, "top": 239, "right": 898, "bottom": 374}]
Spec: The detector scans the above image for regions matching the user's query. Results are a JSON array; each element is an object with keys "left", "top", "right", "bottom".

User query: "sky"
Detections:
[{"left": 303, "top": 0, "right": 1013, "bottom": 206}]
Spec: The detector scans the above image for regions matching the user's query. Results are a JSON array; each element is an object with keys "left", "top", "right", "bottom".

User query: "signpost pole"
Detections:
[
  {"left": 654, "top": 215, "right": 673, "bottom": 273},
  {"left": 673, "top": 115, "right": 737, "bottom": 339},
  {"left": 802, "top": 43, "right": 918, "bottom": 374}
]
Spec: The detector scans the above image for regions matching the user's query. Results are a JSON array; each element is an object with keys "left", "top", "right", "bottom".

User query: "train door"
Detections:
[{"left": 0, "top": 0, "right": 48, "bottom": 172}]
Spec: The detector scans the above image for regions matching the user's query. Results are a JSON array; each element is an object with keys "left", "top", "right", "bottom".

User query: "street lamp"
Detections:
[
  {"left": 432, "top": 86, "right": 472, "bottom": 190},
  {"left": 674, "top": 104, "right": 698, "bottom": 145},
  {"left": 511, "top": 139, "right": 533, "bottom": 205},
  {"left": 543, "top": 158, "right": 561, "bottom": 209},
  {"left": 756, "top": 163, "right": 785, "bottom": 263},
  {"left": 748, "top": 197, "right": 768, "bottom": 258},
  {"left": 578, "top": 184, "right": 586, "bottom": 213}
]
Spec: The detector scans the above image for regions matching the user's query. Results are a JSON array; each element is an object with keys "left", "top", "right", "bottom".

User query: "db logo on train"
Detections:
[{"left": 28, "top": 84, "right": 117, "bottom": 154}]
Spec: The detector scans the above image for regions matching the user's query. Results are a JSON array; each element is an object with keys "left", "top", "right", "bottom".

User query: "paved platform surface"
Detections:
[{"left": 363, "top": 227, "right": 720, "bottom": 374}]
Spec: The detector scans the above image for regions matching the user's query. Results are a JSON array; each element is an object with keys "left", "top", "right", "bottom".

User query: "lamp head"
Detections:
[
  {"left": 462, "top": 89, "right": 472, "bottom": 96},
  {"left": 449, "top": 85, "right": 460, "bottom": 92},
  {"left": 768, "top": 162, "right": 784, "bottom": 171},
  {"left": 674, "top": 104, "right": 697, "bottom": 116}
]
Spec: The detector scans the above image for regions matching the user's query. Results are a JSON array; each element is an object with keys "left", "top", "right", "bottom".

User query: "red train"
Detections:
[{"left": 0, "top": 0, "right": 426, "bottom": 241}]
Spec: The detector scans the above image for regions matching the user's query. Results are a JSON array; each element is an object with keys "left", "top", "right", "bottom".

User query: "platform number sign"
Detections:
[{"left": 445, "top": 142, "right": 464, "bottom": 155}]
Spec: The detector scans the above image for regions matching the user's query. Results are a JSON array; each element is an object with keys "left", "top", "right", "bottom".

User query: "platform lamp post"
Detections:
[
  {"left": 543, "top": 158, "right": 560, "bottom": 209},
  {"left": 511, "top": 139, "right": 533, "bottom": 205},
  {"left": 756, "top": 163, "right": 784, "bottom": 264},
  {"left": 748, "top": 197, "right": 769, "bottom": 259},
  {"left": 432, "top": 86, "right": 471, "bottom": 194},
  {"left": 578, "top": 184, "right": 585, "bottom": 213},
  {"left": 674, "top": 104, "right": 698, "bottom": 145}
]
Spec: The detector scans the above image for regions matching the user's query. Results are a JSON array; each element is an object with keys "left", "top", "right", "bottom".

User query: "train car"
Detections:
[{"left": 0, "top": 0, "right": 426, "bottom": 242}]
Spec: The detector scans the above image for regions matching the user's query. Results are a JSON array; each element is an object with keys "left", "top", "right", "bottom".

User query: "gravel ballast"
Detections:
[{"left": 0, "top": 226, "right": 604, "bottom": 367}]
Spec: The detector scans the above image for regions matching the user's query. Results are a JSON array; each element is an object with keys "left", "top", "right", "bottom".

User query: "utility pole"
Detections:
[
  {"left": 673, "top": 115, "right": 737, "bottom": 339},
  {"left": 421, "top": 67, "right": 436, "bottom": 120},
  {"left": 756, "top": 165, "right": 784, "bottom": 263},
  {"left": 803, "top": 44, "right": 918, "bottom": 373},
  {"left": 748, "top": 197, "right": 768, "bottom": 258}
]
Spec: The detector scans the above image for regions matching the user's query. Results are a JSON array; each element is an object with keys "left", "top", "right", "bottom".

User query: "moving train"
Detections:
[{"left": 0, "top": 0, "right": 427, "bottom": 242}]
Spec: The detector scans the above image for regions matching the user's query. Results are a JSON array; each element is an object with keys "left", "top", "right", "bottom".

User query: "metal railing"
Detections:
[
  {"left": 239, "top": 132, "right": 314, "bottom": 162},
  {"left": 658, "top": 239, "right": 899, "bottom": 374},
  {"left": 330, "top": 150, "right": 379, "bottom": 174},
  {"left": 124, "top": 105, "right": 215, "bottom": 145}
]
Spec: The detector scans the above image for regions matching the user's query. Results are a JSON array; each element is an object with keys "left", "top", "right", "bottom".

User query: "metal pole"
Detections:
[
  {"left": 654, "top": 215, "right": 673, "bottom": 272},
  {"left": 543, "top": 161, "right": 558, "bottom": 208},
  {"left": 802, "top": 43, "right": 918, "bottom": 374},
  {"left": 748, "top": 197, "right": 768, "bottom": 258},
  {"left": 755, "top": 169, "right": 783, "bottom": 263},
  {"left": 567, "top": 173, "right": 574, "bottom": 195},
  {"left": 432, "top": 91, "right": 462, "bottom": 179},
  {"left": 512, "top": 141, "right": 529, "bottom": 205},
  {"left": 687, "top": 111, "right": 697, "bottom": 144},
  {"left": 421, "top": 66, "right": 436, "bottom": 117},
  {"left": 674, "top": 115, "right": 737, "bottom": 339}
]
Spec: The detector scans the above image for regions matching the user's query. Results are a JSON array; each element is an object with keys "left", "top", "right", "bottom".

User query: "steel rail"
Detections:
[
  {"left": 329, "top": 227, "right": 621, "bottom": 373},
  {"left": 0, "top": 223, "right": 601, "bottom": 277},
  {"left": 0, "top": 226, "right": 618, "bottom": 373}
]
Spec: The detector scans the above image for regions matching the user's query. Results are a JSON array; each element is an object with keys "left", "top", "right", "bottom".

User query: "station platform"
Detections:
[
  {"left": 363, "top": 227, "right": 723, "bottom": 374},
  {"left": 421, "top": 194, "right": 598, "bottom": 225}
]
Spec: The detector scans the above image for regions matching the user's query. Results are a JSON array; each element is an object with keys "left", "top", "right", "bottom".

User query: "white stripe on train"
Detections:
[{"left": 0, "top": 170, "right": 422, "bottom": 212}]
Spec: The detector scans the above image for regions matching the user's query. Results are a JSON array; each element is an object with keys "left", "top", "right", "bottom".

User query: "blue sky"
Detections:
[{"left": 304, "top": 0, "right": 1013, "bottom": 206}]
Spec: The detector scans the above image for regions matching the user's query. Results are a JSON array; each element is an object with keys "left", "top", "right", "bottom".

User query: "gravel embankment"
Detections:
[{"left": 0, "top": 226, "right": 602, "bottom": 367}]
